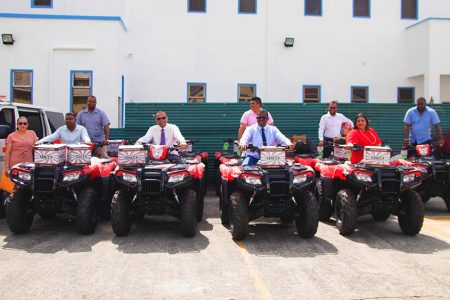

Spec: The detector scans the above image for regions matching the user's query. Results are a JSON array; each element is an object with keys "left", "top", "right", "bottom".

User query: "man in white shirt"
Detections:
[
  {"left": 318, "top": 101, "right": 353, "bottom": 158},
  {"left": 135, "top": 111, "right": 188, "bottom": 164},
  {"left": 38, "top": 112, "right": 91, "bottom": 145},
  {"left": 240, "top": 110, "right": 291, "bottom": 166}
]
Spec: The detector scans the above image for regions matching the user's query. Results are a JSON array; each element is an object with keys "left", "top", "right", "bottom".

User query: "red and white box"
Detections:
[
  {"left": 363, "top": 146, "right": 392, "bottom": 166},
  {"left": 34, "top": 144, "right": 66, "bottom": 165},
  {"left": 118, "top": 145, "right": 146, "bottom": 166},
  {"left": 259, "top": 146, "right": 286, "bottom": 167},
  {"left": 67, "top": 144, "right": 91, "bottom": 165}
]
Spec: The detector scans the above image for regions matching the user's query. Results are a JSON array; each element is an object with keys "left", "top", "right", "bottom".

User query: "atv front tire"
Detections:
[
  {"left": 220, "top": 185, "right": 230, "bottom": 226},
  {"left": 335, "top": 189, "right": 358, "bottom": 236},
  {"left": 111, "top": 188, "right": 132, "bottom": 236},
  {"left": 316, "top": 179, "right": 332, "bottom": 221},
  {"left": 180, "top": 189, "right": 198, "bottom": 237},
  {"left": 295, "top": 190, "right": 319, "bottom": 238},
  {"left": 398, "top": 189, "right": 424, "bottom": 235},
  {"left": 6, "top": 189, "right": 33, "bottom": 234},
  {"left": 77, "top": 187, "right": 98, "bottom": 235},
  {"left": 229, "top": 190, "right": 249, "bottom": 241}
]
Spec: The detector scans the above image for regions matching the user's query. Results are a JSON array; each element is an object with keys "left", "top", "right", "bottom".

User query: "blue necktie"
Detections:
[
  {"left": 160, "top": 128, "right": 166, "bottom": 145},
  {"left": 261, "top": 128, "right": 267, "bottom": 146}
]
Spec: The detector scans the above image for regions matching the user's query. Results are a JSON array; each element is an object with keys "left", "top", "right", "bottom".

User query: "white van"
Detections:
[{"left": 0, "top": 101, "right": 64, "bottom": 214}]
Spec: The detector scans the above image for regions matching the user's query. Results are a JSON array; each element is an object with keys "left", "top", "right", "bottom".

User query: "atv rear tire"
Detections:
[
  {"left": 316, "top": 179, "right": 332, "bottom": 221},
  {"left": 443, "top": 187, "right": 450, "bottom": 212},
  {"left": 6, "top": 189, "right": 33, "bottom": 234},
  {"left": 197, "top": 182, "right": 204, "bottom": 222},
  {"left": 77, "top": 187, "right": 98, "bottom": 235},
  {"left": 111, "top": 188, "right": 132, "bottom": 236},
  {"left": 335, "top": 189, "right": 358, "bottom": 236},
  {"left": 398, "top": 189, "right": 424, "bottom": 235},
  {"left": 180, "top": 189, "right": 198, "bottom": 237},
  {"left": 372, "top": 211, "right": 390, "bottom": 222},
  {"left": 0, "top": 190, "right": 8, "bottom": 218},
  {"left": 295, "top": 190, "right": 319, "bottom": 238},
  {"left": 220, "top": 185, "right": 230, "bottom": 226},
  {"left": 229, "top": 190, "right": 249, "bottom": 241}
]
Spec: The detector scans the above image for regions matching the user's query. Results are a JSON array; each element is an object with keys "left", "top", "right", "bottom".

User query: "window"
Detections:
[
  {"left": 45, "top": 111, "right": 65, "bottom": 133},
  {"left": 18, "top": 110, "right": 44, "bottom": 138},
  {"left": 397, "top": 87, "right": 415, "bottom": 103},
  {"left": 188, "top": 83, "right": 206, "bottom": 103},
  {"left": 239, "top": 0, "right": 257, "bottom": 14},
  {"left": 71, "top": 71, "right": 92, "bottom": 113},
  {"left": 11, "top": 70, "right": 33, "bottom": 104},
  {"left": 351, "top": 86, "right": 369, "bottom": 103},
  {"left": 303, "top": 85, "right": 321, "bottom": 102},
  {"left": 188, "top": 0, "right": 206, "bottom": 12},
  {"left": 401, "top": 0, "right": 417, "bottom": 19},
  {"left": 31, "top": 0, "right": 53, "bottom": 8},
  {"left": 354, "top": 0, "right": 370, "bottom": 18},
  {"left": 305, "top": 0, "right": 322, "bottom": 16},
  {"left": 238, "top": 84, "right": 256, "bottom": 102}
]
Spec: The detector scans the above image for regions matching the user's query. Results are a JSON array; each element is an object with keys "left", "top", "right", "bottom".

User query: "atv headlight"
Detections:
[
  {"left": 293, "top": 174, "right": 308, "bottom": 184},
  {"left": 62, "top": 171, "right": 82, "bottom": 182},
  {"left": 241, "top": 174, "right": 262, "bottom": 186},
  {"left": 354, "top": 172, "right": 372, "bottom": 182},
  {"left": 122, "top": 172, "right": 137, "bottom": 183},
  {"left": 168, "top": 171, "right": 188, "bottom": 183},
  {"left": 403, "top": 173, "right": 415, "bottom": 183}
]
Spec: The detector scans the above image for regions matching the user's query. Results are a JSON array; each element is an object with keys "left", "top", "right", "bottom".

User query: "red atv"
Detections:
[
  {"left": 219, "top": 145, "right": 319, "bottom": 240},
  {"left": 6, "top": 142, "right": 118, "bottom": 234},
  {"left": 214, "top": 138, "right": 241, "bottom": 196},
  {"left": 395, "top": 143, "right": 450, "bottom": 212},
  {"left": 111, "top": 144, "right": 205, "bottom": 237},
  {"left": 316, "top": 145, "right": 425, "bottom": 236}
]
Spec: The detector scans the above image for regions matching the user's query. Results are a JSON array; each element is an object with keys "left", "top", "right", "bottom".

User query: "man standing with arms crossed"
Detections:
[
  {"left": 76, "top": 96, "right": 110, "bottom": 158},
  {"left": 318, "top": 101, "right": 353, "bottom": 158}
]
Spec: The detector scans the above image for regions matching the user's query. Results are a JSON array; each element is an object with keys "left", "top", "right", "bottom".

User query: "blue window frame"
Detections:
[
  {"left": 302, "top": 85, "right": 321, "bottom": 103},
  {"left": 397, "top": 87, "right": 415, "bottom": 103},
  {"left": 187, "top": 82, "right": 207, "bottom": 103},
  {"left": 401, "top": 0, "right": 418, "bottom": 19},
  {"left": 351, "top": 86, "right": 369, "bottom": 103},
  {"left": 305, "top": 0, "right": 322, "bottom": 16},
  {"left": 10, "top": 69, "right": 33, "bottom": 104},
  {"left": 353, "top": 0, "right": 370, "bottom": 18},
  {"left": 188, "top": 0, "right": 206, "bottom": 13},
  {"left": 238, "top": 84, "right": 257, "bottom": 102},
  {"left": 239, "top": 0, "right": 257, "bottom": 14},
  {"left": 31, "top": 0, "right": 53, "bottom": 8},
  {"left": 70, "top": 70, "right": 93, "bottom": 113}
]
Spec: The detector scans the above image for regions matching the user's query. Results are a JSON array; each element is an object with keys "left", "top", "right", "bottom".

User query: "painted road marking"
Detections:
[
  {"left": 422, "top": 216, "right": 450, "bottom": 240},
  {"left": 236, "top": 241, "right": 272, "bottom": 300}
]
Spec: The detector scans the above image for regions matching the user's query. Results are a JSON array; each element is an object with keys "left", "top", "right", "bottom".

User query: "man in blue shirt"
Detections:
[
  {"left": 37, "top": 112, "right": 91, "bottom": 144},
  {"left": 239, "top": 109, "right": 292, "bottom": 166},
  {"left": 76, "top": 96, "right": 110, "bottom": 158},
  {"left": 404, "top": 97, "right": 444, "bottom": 154}
]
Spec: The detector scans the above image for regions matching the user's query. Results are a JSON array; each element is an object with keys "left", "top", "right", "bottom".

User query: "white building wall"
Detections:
[{"left": 1, "top": 0, "right": 450, "bottom": 126}]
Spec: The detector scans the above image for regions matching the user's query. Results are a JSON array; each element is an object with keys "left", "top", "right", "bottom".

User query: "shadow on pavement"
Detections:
[
  {"left": 237, "top": 221, "right": 338, "bottom": 257},
  {"left": 111, "top": 215, "right": 210, "bottom": 254},
  {"left": 0, "top": 216, "right": 111, "bottom": 253}
]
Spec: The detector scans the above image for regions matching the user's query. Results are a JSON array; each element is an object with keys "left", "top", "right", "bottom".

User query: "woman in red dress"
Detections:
[
  {"left": 346, "top": 113, "right": 382, "bottom": 164},
  {"left": 4, "top": 117, "right": 38, "bottom": 176}
]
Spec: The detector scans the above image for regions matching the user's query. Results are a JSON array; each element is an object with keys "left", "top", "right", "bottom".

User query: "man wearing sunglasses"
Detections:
[
  {"left": 239, "top": 110, "right": 291, "bottom": 166},
  {"left": 238, "top": 97, "right": 274, "bottom": 141},
  {"left": 37, "top": 112, "right": 91, "bottom": 145},
  {"left": 318, "top": 101, "right": 353, "bottom": 158},
  {"left": 135, "top": 111, "right": 188, "bottom": 164}
]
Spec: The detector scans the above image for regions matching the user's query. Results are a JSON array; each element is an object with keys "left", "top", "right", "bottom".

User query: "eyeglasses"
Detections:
[
  {"left": 329, "top": 107, "right": 337, "bottom": 109},
  {"left": 256, "top": 116, "right": 268, "bottom": 120},
  {"left": 156, "top": 117, "right": 166, "bottom": 121},
  {"left": 18, "top": 122, "right": 28, "bottom": 125}
]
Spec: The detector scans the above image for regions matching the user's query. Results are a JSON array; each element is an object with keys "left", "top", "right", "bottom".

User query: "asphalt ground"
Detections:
[{"left": 0, "top": 190, "right": 449, "bottom": 300}]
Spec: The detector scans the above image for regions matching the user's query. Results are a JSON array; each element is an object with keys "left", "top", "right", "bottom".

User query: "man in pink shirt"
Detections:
[{"left": 238, "top": 97, "right": 274, "bottom": 140}]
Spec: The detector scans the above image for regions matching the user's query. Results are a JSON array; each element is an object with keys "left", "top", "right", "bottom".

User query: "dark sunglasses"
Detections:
[
  {"left": 18, "top": 122, "right": 28, "bottom": 125},
  {"left": 256, "top": 116, "right": 268, "bottom": 120},
  {"left": 330, "top": 107, "right": 337, "bottom": 109},
  {"left": 156, "top": 117, "right": 167, "bottom": 121}
]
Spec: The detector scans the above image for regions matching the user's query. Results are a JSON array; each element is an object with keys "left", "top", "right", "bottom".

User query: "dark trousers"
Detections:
[{"left": 323, "top": 137, "right": 334, "bottom": 158}]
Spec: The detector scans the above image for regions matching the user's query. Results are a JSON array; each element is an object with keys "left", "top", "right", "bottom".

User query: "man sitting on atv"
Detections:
[
  {"left": 36, "top": 112, "right": 91, "bottom": 145},
  {"left": 346, "top": 113, "right": 381, "bottom": 164},
  {"left": 239, "top": 109, "right": 291, "bottom": 166},
  {"left": 135, "top": 111, "right": 188, "bottom": 164}
]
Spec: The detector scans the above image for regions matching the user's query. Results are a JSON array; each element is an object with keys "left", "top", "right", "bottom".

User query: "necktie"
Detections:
[
  {"left": 261, "top": 128, "right": 267, "bottom": 146},
  {"left": 160, "top": 128, "right": 166, "bottom": 145}
]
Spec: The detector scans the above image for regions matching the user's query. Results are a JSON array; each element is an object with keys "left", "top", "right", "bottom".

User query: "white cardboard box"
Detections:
[
  {"left": 363, "top": 146, "right": 391, "bottom": 166},
  {"left": 259, "top": 146, "right": 286, "bottom": 167},
  {"left": 118, "top": 145, "right": 146, "bottom": 166},
  {"left": 66, "top": 144, "right": 91, "bottom": 165},
  {"left": 34, "top": 144, "right": 66, "bottom": 165}
]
